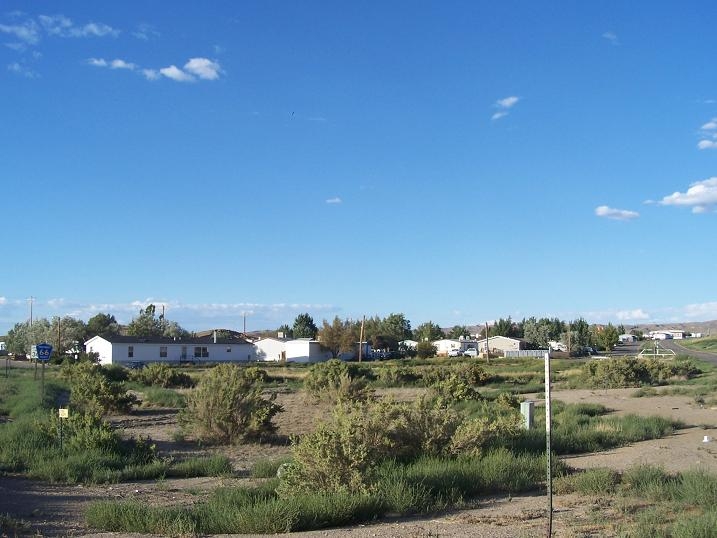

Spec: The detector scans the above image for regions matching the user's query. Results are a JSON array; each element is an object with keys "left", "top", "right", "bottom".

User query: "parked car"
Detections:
[
  {"left": 447, "top": 349, "right": 463, "bottom": 357},
  {"left": 463, "top": 348, "right": 479, "bottom": 357}
]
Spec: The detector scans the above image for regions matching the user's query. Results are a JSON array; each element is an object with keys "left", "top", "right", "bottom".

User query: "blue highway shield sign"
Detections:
[{"left": 36, "top": 343, "right": 53, "bottom": 362}]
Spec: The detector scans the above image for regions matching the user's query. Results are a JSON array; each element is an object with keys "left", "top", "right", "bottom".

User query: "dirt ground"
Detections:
[{"left": 2, "top": 387, "right": 717, "bottom": 537}]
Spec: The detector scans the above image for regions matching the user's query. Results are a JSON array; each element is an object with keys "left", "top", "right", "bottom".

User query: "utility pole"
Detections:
[
  {"left": 545, "top": 351, "right": 553, "bottom": 537},
  {"left": 358, "top": 316, "right": 365, "bottom": 363}
]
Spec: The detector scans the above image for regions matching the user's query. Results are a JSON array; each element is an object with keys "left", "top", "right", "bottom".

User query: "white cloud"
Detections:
[
  {"left": 658, "top": 177, "right": 717, "bottom": 213},
  {"left": 7, "top": 62, "right": 39, "bottom": 78},
  {"left": 0, "top": 297, "right": 6, "bottom": 305},
  {"left": 615, "top": 309, "right": 650, "bottom": 321},
  {"left": 594, "top": 205, "right": 639, "bottom": 220},
  {"left": 184, "top": 57, "right": 221, "bottom": 80},
  {"left": 701, "top": 118, "right": 717, "bottom": 130},
  {"left": 110, "top": 59, "right": 135, "bottom": 70},
  {"left": 698, "top": 139, "right": 717, "bottom": 150},
  {"left": 0, "top": 20, "right": 40, "bottom": 44},
  {"left": 325, "top": 197, "right": 342, "bottom": 204},
  {"left": 491, "top": 96, "right": 520, "bottom": 121},
  {"left": 142, "top": 68, "right": 160, "bottom": 80},
  {"left": 160, "top": 65, "right": 195, "bottom": 82},
  {"left": 602, "top": 31, "right": 619, "bottom": 45},
  {"left": 132, "top": 23, "right": 159, "bottom": 41},
  {"left": 496, "top": 96, "right": 519, "bottom": 109},
  {"left": 39, "top": 15, "right": 118, "bottom": 38},
  {"left": 87, "top": 58, "right": 136, "bottom": 71}
]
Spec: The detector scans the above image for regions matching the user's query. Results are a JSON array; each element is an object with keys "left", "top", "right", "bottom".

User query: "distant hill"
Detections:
[{"left": 630, "top": 320, "right": 717, "bottom": 336}]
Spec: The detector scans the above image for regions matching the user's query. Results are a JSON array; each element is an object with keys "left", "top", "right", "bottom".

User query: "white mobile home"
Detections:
[
  {"left": 252, "top": 337, "right": 288, "bottom": 362},
  {"left": 285, "top": 339, "right": 332, "bottom": 363},
  {"left": 85, "top": 334, "right": 254, "bottom": 366},
  {"left": 474, "top": 335, "right": 526, "bottom": 354}
]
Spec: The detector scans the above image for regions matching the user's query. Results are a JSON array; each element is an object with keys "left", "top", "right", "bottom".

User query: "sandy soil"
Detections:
[{"left": 2, "top": 387, "right": 717, "bottom": 537}]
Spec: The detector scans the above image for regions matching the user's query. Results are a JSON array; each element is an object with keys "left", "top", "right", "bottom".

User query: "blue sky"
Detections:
[{"left": 2, "top": 1, "right": 717, "bottom": 334}]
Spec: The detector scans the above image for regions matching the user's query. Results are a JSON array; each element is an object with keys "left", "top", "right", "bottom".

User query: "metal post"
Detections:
[
  {"left": 41, "top": 361, "right": 45, "bottom": 404},
  {"left": 520, "top": 400, "right": 534, "bottom": 429},
  {"left": 545, "top": 351, "right": 553, "bottom": 536}
]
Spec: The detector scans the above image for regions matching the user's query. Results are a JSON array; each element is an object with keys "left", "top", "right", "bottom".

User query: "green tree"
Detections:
[
  {"left": 448, "top": 325, "right": 470, "bottom": 339},
  {"left": 415, "top": 341, "right": 437, "bottom": 359},
  {"left": 292, "top": 313, "right": 318, "bottom": 339},
  {"left": 318, "top": 316, "right": 356, "bottom": 357},
  {"left": 6, "top": 318, "right": 53, "bottom": 355},
  {"left": 126, "top": 305, "right": 164, "bottom": 338},
  {"left": 277, "top": 324, "right": 293, "bottom": 338},
  {"left": 490, "top": 317, "right": 520, "bottom": 338},
  {"left": 522, "top": 317, "right": 564, "bottom": 349},
  {"left": 413, "top": 321, "right": 444, "bottom": 342},
  {"left": 562, "top": 317, "right": 591, "bottom": 353},
  {"left": 594, "top": 323, "right": 620, "bottom": 351},
  {"left": 85, "top": 313, "right": 120, "bottom": 339},
  {"left": 380, "top": 313, "right": 412, "bottom": 342},
  {"left": 49, "top": 316, "right": 86, "bottom": 353}
]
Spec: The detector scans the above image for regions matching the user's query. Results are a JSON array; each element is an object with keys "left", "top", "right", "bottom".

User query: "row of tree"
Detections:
[
  {"left": 3, "top": 305, "right": 190, "bottom": 356},
  {"left": 3, "top": 305, "right": 628, "bottom": 358}
]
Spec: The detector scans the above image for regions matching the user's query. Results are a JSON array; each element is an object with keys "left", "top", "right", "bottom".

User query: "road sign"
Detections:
[
  {"left": 31, "top": 345, "right": 38, "bottom": 360},
  {"left": 36, "top": 343, "right": 53, "bottom": 362},
  {"left": 58, "top": 408, "right": 69, "bottom": 419}
]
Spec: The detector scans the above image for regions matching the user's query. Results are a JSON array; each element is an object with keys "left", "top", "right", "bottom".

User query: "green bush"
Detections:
[
  {"left": 432, "top": 374, "right": 480, "bottom": 404},
  {"left": 303, "top": 359, "right": 371, "bottom": 403},
  {"left": 183, "top": 363, "right": 282, "bottom": 444},
  {"left": 449, "top": 413, "right": 522, "bottom": 458},
  {"left": 376, "top": 365, "right": 420, "bottom": 386},
  {"left": 582, "top": 357, "right": 702, "bottom": 389},
  {"left": 277, "top": 398, "right": 463, "bottom": 496},
  {"left": 130, "top": 362, "right": 194, "bottom": 388},
  {"left": 61, "top": 362, "right": 136, "bottom": 417}
]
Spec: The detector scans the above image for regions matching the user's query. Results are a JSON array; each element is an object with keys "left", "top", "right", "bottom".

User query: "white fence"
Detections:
[{"left": 504, "top": 350, "right": 549, "bottom": 358}]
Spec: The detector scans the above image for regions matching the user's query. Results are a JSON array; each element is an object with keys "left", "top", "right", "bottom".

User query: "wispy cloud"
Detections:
[
  {"left": 697, "top": 117, "right": 717, "bottom": 149},
  {"left": 142, "top": 68, "right": 160, "bottom": 81},
  {"left": 7, "top": 61, "right": 39, "bottom": 78},
  {"left": 0, "top": 20, "right": 40, "bottom": 44},
  {"left": 38, "top": 14, "right": 119, "bottom": 38},
  {"left": 132, "top": 23, "right": 159, "bottom": 41},
  {"left": 325, "top": 197, "right": 342, "bottom": 204},
  {"left": 602, "top": 31, "right": 619, "bottom": 45},
  {"left": 491, "top": 95, "right": 520, "bottom": 121},
  {"left": 87, "top": 57, "right": 136, "bottom": 70},
  {"left": 657, "top": 177, "right": 717, "bottom": 214},
  {"left": 0, "top": 297, "right": 340, "bottom": 332},
  {"left": 594, "top": 205, "right": 639, "bottom": 220},
  {"left": 615, "top": 308, "right": 649, "bottom": 321}
]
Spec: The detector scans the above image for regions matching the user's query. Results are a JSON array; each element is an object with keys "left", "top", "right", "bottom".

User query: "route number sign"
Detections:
[{"left": 36, "top": 343, "right": 53, "bottom": 362}]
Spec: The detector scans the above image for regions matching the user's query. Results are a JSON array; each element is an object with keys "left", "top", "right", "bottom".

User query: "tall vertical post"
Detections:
[
  {"left": 545, "top": 351, "right": 553, "bottom": 536},
  {"left": 358, "top": 316, "right": 365, "bottom": 362}
]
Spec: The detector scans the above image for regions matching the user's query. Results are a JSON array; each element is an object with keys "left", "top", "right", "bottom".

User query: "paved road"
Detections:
[{"left": 659, "top": 339, "right": 717, "bottom": 365}]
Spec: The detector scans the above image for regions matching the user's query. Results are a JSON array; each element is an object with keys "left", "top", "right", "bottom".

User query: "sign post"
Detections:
[
  {"left": 58, "top": 408, "right": 69, "bottom": 450},
  {"left": 36, "top": 343, "right": 52, "bottom": 402},
  {"left": 545, "top": 351, "right": 553, "bottom": 537}
]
